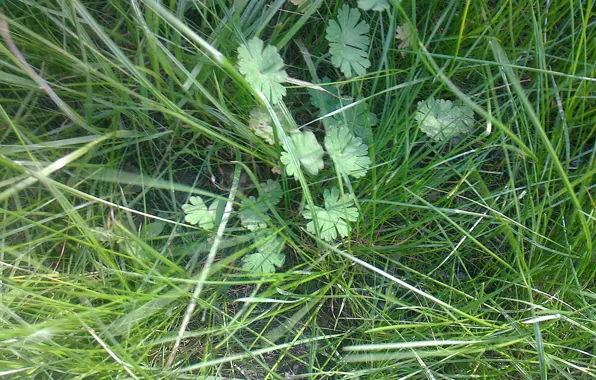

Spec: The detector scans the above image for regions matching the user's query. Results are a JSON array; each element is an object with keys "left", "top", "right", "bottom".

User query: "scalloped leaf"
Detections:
[
  {"left": 302, "top": 187, "right": 359, "bottom": 241},
  {"left": 241, "top": 230, "right": 285, "bottom": 274},
  {"left": 326, "top": 5, "right": 371, "bottom": 78},
  {"left": 238, "top": 37, "right": 288, "bottom": 104},
  {"left": 415, "top": 97, "right": 474, "bottom": 141},
  {"left": 280, "top": 131, "right": 325, "bottom": 177},
  {"left": 325, "top": 126, "right": 371, "bottom": 178},
  {"left": 248, "top": 107, "right": 292, "bottom": 144},
  {"left": 261, "top": 179, "right": 283, "bottom": 205},
  {"left": 238, "top": 196, "right": 269, "bottom": 231},
  {"left": 182, "top": 196, "right": 223, "bottom": 230},
  {"left": 357, "top": 0, "right": 390, "bottom": 11}
]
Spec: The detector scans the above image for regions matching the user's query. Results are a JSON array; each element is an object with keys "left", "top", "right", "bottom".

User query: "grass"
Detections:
[{"left": 1, "top": 0, "right": 595, "bottom": 378}]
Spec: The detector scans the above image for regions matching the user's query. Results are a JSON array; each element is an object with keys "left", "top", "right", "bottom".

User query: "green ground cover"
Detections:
[{"left": 1, "top": 0, "right": 594, "bottom": 378}]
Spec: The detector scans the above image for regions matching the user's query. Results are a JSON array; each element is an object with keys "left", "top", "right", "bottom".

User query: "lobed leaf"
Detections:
[
  {"left": 302, "top": 187, "right": 359, "bottom": 241},
  {"left": 182, "top": 196, "right": 223, "bottom": 230},
  {"left": 242, "top": 231, "right": 285, "bottom": 273},
  {"left": 415, "top": 97, "right": 475, "bottom": 141},
  {"left": 357, "top": 0, "right": 390, "bottom": 11},
  {"left": 326, "top": 5, "right": 371, "bottom": 78},
  {"left": 325, "top": 126, "right": 372, "bottom": 178},
  {"left": 280, "top": 131, "right": 325, "bottom": 177},
  {"left": 238, "top": 37, "right": 288, "bottom": 104}
]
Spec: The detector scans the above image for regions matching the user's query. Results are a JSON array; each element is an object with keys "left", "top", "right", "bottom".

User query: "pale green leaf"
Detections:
[
  {"left": 325, "top": 126, "right": 371, "bottom": 178},
  {"left": 280, "top": 131, "right": 325, "bottom": 177},
  {"left": 145, "top": 220, "right": 165, "bottom": 238},
  {"left": 242, "top": 231, "right": 285, "bottom": 273},
  {"left": 415, "top": 97, "right": 475, "bottom": 141},
  {"left": 302, "top": 187, "right": 359, "bottom": 241},
  {"left": 242, "top": 250, "right": 285, "bottom": 273},
  {"left": 261, "top": 179, "right": 283, "bottom": 205},
  {"left": 238, "top": 196, "right": 270, "bottom": 231},
  {"left": 238, "top": 37, "right": 288, "bottom": 104},
  {"left": 309, "top": 78, "right": 377, "bottom": 142},
  {"left": 248, "top": 106, "right": 293, "bottom": 145},
  {"left": 182, "top": 196, "right": 222, "bottom": 230},
  {"left": 395, "top": 24, "right": 414, "bottom": 56},
  {"left": 357, "top": 0, "right": 390, "bottom": 11},
  {"left": 326, "top": 5, "right": 371, "bottom": 78}
]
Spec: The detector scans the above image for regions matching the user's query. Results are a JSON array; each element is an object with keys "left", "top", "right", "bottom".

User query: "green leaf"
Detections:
[
  {"left": 308, "top": 77, "right": 342, "bottom": 118},
  {"left": 248, "top": 106, "right": 293, "bottom": 145},
  {"left": 326, "top": 5, "right": 371, "bottom": 78},
  {"left": 238, "top": 37, "right": 288, "bottom": 104},
  {"left": 309, "top": 78, "right": 377, "bottom": 142},
  {"left": 302, "top": 187, "right": 359, "bottom": 241},
  {"left": 328, "top": 100, "right": 377, "bottom": 143},
  {"left": 242, "top": 231, "right": 285, "bottom": 273},
  {"left": 238, "top": 196, "right": 270, "bottom": 231},
  {"left": 91, "top": 226, "right": 119, "bottom": 244},
  {"left": 325, "top": 126, "right": 371, "bottom": 178},
  {"left": 415, "top": 97, "right": 475, "bottom": 141},
  {"left": 261, "top": 179, "right": 283, "bottom": 205},
  {"left": 357, "top": 0, "right": 390, "bottom": 11},
  {"left": 182, "top": 196, "right": 222, "bottom": 230},
  {"left": 145, "top": 220, "right": 166, "bottom": 238},
  {"left": 280, "top": 131, "right": 325, "bottom": 177}
]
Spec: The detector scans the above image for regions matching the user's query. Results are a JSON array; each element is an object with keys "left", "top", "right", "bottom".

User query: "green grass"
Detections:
[{"left": 1, "top": 0, "right": 595, "bottom": 378}]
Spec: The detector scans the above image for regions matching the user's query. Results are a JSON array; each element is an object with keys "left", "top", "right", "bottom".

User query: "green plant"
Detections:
[
  {"left": 326, "top": 5, "right": 371, "bottom": 78},
  {"left": 302, "top": 187, "right": 359, "bottom": 241},
  {"left": 357, "top": 0, "right": 390, "bottom": 12},
  {"left": 182, "top": 196, "right": 224, "bottom": 230},
  {"left": 2, "top": 0, "right": 595, "bottom": 378},
  {"left": 415, "top": 97, "right": 475, "bottom": 141},
  {"left": 238, "top": 37, "right": 288, "bottom": 104},
  {"left": 324, "top": 126, "right": 372, "bottom": 178}
]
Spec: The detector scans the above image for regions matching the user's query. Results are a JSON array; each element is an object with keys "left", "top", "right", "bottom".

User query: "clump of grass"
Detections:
[{"left": 1, "top": 0, "right": 595, "bottom": 378}]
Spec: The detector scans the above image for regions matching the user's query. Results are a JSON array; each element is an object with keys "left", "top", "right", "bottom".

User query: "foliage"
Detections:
[
  {"left": 280, "top": 130, "right": 325, "bottom": 177},
  {"left": 238, "top": 196, "right": 270, "bottom": 231},
  {"left": 182, "top": 196, "right": 223, "bottom": 230},
  {"left": 241, "top": 231, "right": 285, "bottom": 273},
  {"left": 309, "top": 79, "right": 377, "bottom": 142},
  {"left": 248, "top": 106, "right": 292, "bottom": 144},
  {"left": 238, "top": 37, "right": 288, "bottom": 104},
  {"left": 326, "top": 5, "right": 371, "bottom": 78},
  {"left": 260, "top": 179, "right": 283, "bottom": 205},
  {"left": 302, "top": 187, "right": 359, "bottom": 241},
  {"left": 395, "top": 24, "right": 414, "bottom": 56},
  {"left": 357, "top": 0, "right": 390, "bottom": 12},
  {"left": 325, "top": 126, "right": 371, "bottom": 178},
  {"left": 415, "top": 97, "right": 475, "bottom": 141},
  {"left": 2, "top": 1, "right": 594, "bottom": 378}
]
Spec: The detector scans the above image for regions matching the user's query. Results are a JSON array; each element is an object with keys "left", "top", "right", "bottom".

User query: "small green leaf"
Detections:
[
  {"left": 309, "top": 78, "right": 377, "bottom": 142},
  {"left": 280, "top": 131, "right": 325, "bottom": 177},
  {"left": 326, "top": 5, "right": 371, "bottom": 78},
  {"left": 238, "top": 196, "right": 269, "bottom": 231},
  {"left": 242, "top": 231, "right": 285, "bottom": 273},
  {"left": 415, "top": 97, "right": 475, "bottom": 141},
  {"left": 248, "top": 107, "right": 293, "bottom": 145},
  {"left": 328, "top": 100, "right": 377, "bottom": 143},
  {"left": 91, "top": 227, "right": 118, "bottom": 244},
  {"left": 395, "top": 24, "right": 414, "bottom": 56},
  {"left": 238, "top": 37, "right": 288, "bottom": 104},
  {"left": 302, "top": 187, "right": 359, "bottom": 241},
  {"left": 182, "top": 196, "right": 222, "bottom": 230},
  {"left": 261, "top": 179, "right": 283, "bottom": 205},
  {"left": 357, "top": 0, "right": 390, "bottom": 12},
  {"left": 145, "top": 220, "right": 165, "bottom": 238},
  {"left": 325, "top": 126, "right": 371, "bottom": 178}
]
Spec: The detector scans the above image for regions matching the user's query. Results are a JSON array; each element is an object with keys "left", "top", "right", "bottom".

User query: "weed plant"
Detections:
[{"left": 0, "top": 0, "right": 595, "bottom": 378}]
